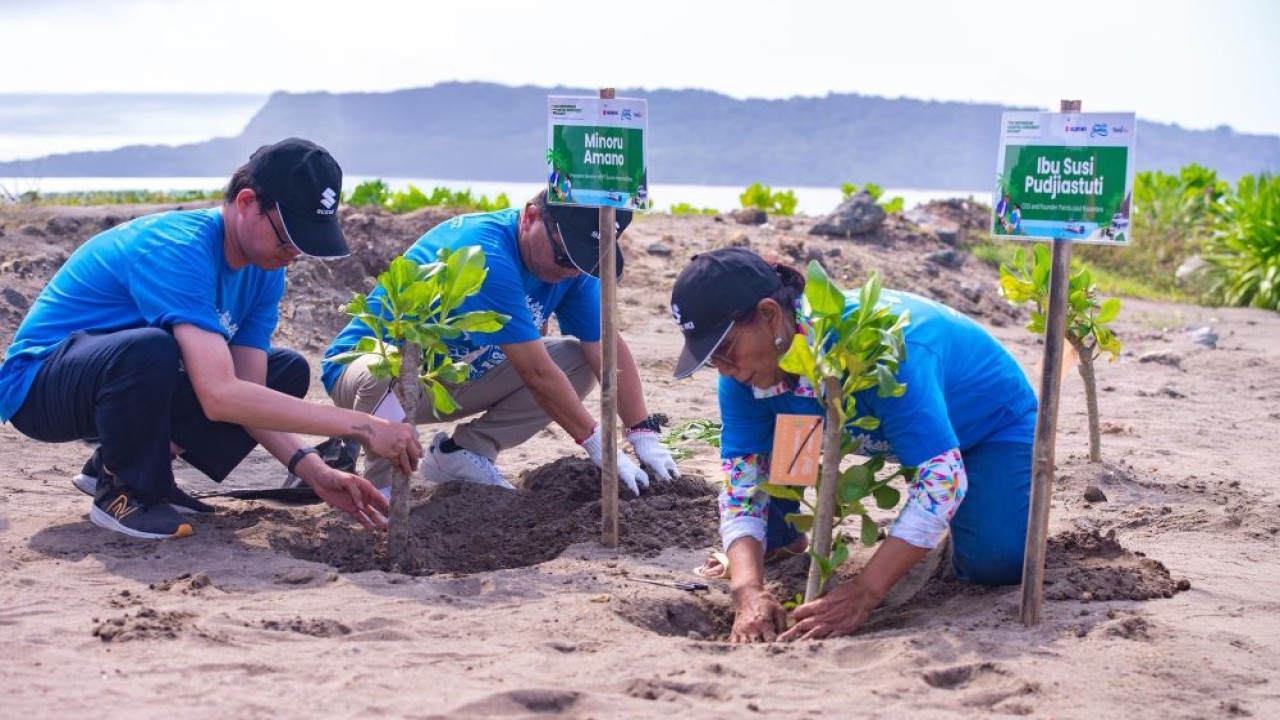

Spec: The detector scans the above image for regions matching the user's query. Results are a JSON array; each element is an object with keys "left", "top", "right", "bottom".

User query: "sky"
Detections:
[{"left": 2, "top": 0, "right": 1278, "bottom": 136}]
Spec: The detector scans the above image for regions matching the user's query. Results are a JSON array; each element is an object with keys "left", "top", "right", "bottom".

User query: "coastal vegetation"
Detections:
[
  {"left": 970, "top": 164, "right": 1279, "bottom": 311},
  {"left": 841, "top": 182, "right": 904, "bottom": 214},
  {"left": 347, "top": 179, "right": 510, "bottom": 214},
  {"left": 739, "top": 182, "right": 798, "bottom": 216}
]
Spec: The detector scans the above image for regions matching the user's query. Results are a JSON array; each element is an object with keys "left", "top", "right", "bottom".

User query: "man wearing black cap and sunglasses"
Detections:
[
  {"left": 323, "top": 189, "right": 678, "bottom": 495},
  {"left": 0, "top": 138, "right": 421, "bottom": 540}
]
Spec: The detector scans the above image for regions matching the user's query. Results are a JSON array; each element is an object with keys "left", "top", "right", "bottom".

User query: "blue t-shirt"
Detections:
[
  {"left": 719, "top": 289, "right": 1037, "bottom": 468},
  {"left": 321, "top": 209, "right": 602, "bottom": 393},
  {"left": 0, "top": 208, "right": 285, "bottom": 422}
]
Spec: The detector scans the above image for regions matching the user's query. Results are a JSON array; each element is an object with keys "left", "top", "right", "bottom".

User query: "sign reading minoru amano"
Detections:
[{"left": 546, "top": 96, "right": 649, "bottom": 211}]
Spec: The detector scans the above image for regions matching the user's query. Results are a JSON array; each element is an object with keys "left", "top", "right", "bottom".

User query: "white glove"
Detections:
[
  {"left": 627, "top": 429, "right": 679, "bottom": 482},
  {"left": 580, "top": 423, "right": 650, "bottom": 495}
]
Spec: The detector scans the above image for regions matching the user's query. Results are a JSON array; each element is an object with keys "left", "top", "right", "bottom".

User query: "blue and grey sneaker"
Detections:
[
  {"left": 90, "top": 476, "right": 195, "bottom": 540},
  {"left": 73, "top": 451, "right": 216, "bottom": 515}
]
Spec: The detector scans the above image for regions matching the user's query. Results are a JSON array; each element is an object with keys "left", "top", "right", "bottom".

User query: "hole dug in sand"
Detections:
[
  {"left": 613, "top": 592, "right": 734, "bottom": 640},
  {"left": 273, "top": 458, "right": 718, "bottom": 576}
]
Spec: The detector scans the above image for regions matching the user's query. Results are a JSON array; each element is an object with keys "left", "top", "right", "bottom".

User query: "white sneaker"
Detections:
[{"left": 420, "top": 432, "right": 514, "bottom": 490}]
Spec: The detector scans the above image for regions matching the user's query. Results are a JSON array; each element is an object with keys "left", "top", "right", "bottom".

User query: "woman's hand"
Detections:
[
  {"left": 729, "top": 585, "right": 790, "bottom": 643},
  {"left": 779, "top": 580, "right": 882, "bottom": 641}
]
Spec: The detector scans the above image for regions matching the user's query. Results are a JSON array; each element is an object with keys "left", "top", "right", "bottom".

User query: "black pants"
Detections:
[{"left": 11, "top": 328, "right": 309, "bottom": 504}]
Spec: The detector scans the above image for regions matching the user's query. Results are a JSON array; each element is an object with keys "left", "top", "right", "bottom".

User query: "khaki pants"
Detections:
[{"left": 328, "top": 338, "right": 596, "bottom": 488}]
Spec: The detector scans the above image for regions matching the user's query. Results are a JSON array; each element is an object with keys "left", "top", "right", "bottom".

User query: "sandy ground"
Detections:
[{"left": 1, "top": 202, "right": 1278, "bottom": 719}]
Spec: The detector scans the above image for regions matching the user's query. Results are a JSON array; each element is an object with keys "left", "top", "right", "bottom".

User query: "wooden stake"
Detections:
[
  {"left": 598, "top": 87, "right": 620, "bottom": 548},
  {"left": 804, "top": 376, "right": 843, "bottom": 602},
  {"left": 1019, "top": 99, "right": 1080, "bottom": 625}
]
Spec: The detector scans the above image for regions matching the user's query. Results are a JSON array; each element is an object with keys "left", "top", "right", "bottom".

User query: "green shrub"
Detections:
[
  {"left": 347, "top": 180, "right": 510, "bottom": 214},
  {"left": 669, "top": 202, "right": 718, "bottom": 216},
  {"left": 1204, "top": 173, "right": 1280, "bottom": 310},
  {"left": 739, "top": 182, "right": 798, "bottom": 216},
  {"left": 841, "top": 182, "right": 904, "bottom": 214},
  {"left": 1075, "top": 165, "right": 1225, "bottom": 298},
  {"left": 349, "top": 179, "right": 392, "bottom": 208}
]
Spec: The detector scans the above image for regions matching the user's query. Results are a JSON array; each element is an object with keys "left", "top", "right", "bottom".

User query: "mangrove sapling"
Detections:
[
  {"left": 327, "top": 248, "right": 509, "bottom": 567},
  {"left": 999, "top": 244, "right": 1122, "bottom": 463},
  {"left": 761, "top": 263, "right": 913, "bottom": 603}
]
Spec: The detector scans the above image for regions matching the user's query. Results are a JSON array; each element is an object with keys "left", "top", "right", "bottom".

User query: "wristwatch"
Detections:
[{"left": 287, "top": 446, "right": 320, "bottom": 475}]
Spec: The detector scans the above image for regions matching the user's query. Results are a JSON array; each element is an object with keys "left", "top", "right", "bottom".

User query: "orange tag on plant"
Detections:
[{"left": 770, "top": 414, "right": 822, "bottom": 486}]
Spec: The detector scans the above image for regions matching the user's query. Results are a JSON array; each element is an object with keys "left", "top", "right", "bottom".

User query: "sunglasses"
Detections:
[
  {"left": 265, "top": 202, "right": 298, "bottom": 250},
  {"left": 709, "top": 323, "right": 742, "bottom": 368},
  {"left": 538, "top": 206, "right": 576, "bottom": 270}
]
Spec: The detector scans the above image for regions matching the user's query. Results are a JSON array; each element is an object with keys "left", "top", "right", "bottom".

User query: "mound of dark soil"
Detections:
[{"left": 272, "top": 457, "right": 718, "bottom": 575}]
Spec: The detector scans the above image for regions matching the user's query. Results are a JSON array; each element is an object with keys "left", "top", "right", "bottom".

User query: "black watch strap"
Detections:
[
  {"left": 628, "top": 413, "right": 669, "bottom": 434},
  {"left": 287, "top": 447, "right": 320, "bottom": 476}
]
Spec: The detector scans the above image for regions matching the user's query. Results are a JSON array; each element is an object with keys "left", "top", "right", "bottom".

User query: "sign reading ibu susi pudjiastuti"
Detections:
[
  {"left": 546, "top": 96, "right": 649, "bottom": 211},
  {"left": 993, "top": 111, "right": 1136, "bottom": 245}
]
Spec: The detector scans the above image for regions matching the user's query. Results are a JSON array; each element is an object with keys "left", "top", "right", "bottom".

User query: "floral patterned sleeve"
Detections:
[
  {"left": 888, "top": 447, "right": 968, "bottom": 549},
  {"left": 718, "top": 453, "right": 771, "bottom": 552}
]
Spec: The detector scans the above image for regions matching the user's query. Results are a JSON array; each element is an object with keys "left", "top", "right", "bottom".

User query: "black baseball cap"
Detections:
[
  {"left": 247, "top": 138, "right": 349, "bottom": 258},
  {"left": 670, "top": 248, "right": 782, "bottom": 379},
  {"left": 544, "top": 203, "right": 633, "bottom": 279}
]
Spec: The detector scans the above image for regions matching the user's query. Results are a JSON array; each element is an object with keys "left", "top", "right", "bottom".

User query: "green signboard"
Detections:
[
  {"left": 546, "top": 96, "right": 649, "bottom": 211},
  {"left": 993, "top": 112, "right": 1136, "bottom": 244}
]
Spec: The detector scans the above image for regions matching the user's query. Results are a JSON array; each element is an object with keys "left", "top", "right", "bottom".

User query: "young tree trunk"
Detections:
[
  {"left": 389, "top": 341, "right": 421, "bottom": 568},
  {"left": 1070, "top": 337, "right": 1102, "bottom": 463},
  {"left": 805, "top": 376, "right": 844, "bottom": 603}
]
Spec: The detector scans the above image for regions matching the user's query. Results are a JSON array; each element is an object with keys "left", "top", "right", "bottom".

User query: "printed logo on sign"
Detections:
[
  {"left": 621, "top": 108, "right": 632, "bottom": 121},
  {"left": 320, "top": 187, "right": 337, "bottom": 209},
  {"left": 601, "top": 108, "right": 619, "bottom": 117},
  {"left": 1090, "top": 123, "right": 1109, "bottom": 138},
  {"left": 1065, "top": 124, "right": 1088, "bottom": 133},
  {"left": 1110, "top": 124, "right": 1130, "bottom": 134}
]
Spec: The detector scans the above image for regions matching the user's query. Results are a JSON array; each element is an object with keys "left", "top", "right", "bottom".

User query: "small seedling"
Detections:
[
  {"left": 763, "top": 263, "right": 913, "bottom": 601},
  {"left": 1000, "top": 244, "right": 1122, "bottom": 462},
  {"left": 328, "top": 247, "right": 508, "bottom": 566}
]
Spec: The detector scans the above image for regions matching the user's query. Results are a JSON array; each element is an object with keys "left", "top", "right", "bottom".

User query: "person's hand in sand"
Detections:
[
  {"left": 293, "top": 454, "right": 390, "bottom": 532},
  {"left": 668, "top": 248, "right": 1038, "bottom": 641},
  {"left": 323, "top": 190, "right": 678, "bottom": 495}
]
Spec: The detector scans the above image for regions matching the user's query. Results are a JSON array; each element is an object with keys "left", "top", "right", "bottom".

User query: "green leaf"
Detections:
[
  {"left": 784, "top": 512, "right": 814, "bottom": 533},
  {"left": 804, "top": 261, "right": 845, "bottom": 317},
  {"left": 860, "top": 516, "right": 880, "bottom": 546},
  {"left": 426, "top": 380, "right": 459, "bottom": 417},
  {"left": 1096, "top": 297, "right": 1121, "bottom": 324},
  {"left": 850, "top": 416, "right": 880, "bottom": 431},
  {"left": 452, "top": 311, "right": 510, "bottom": 333},
  {"left": 760, "top": 483, "right": 804, "bottom": 502},
  {"left": 872, "top": 484, "right": 901, "bottom": 509},
  {"left": 780, "top": 334, "right": 818, "bottom": 377}
]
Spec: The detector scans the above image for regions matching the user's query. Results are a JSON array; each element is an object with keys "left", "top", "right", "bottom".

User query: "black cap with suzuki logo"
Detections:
[
  {"left": 669, "top": 247, "right": 782, "bottom": 378},
  {"left": 544, "top": 203, "right": 632, "bottom": 279},
  {"left": 247, "top": 137, "right": 349, "bottom": 258}
]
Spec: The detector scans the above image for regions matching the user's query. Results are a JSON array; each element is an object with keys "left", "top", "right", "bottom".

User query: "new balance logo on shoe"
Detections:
[{"left": 105, "top": 493, "right": 137, "bottom": 522}]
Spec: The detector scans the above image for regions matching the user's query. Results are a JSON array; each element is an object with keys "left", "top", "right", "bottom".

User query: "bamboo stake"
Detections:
[
  {"left": 1020, "top": 99, "right": 1080, "bottom": 625},
  {"left": 598, "top": 87, "right": 620, "bottom": 548},
  {"left": 804, "top": 376, "right": 843, "bottom": 602}
]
